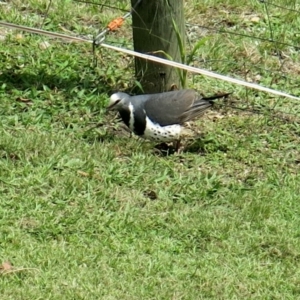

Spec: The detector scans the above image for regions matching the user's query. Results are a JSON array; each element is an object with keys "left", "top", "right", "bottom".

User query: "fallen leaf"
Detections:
[
  {"left": 0, "top": 261, "right": 13, "bottom": 272},
  {"left": 77, "top": 170, "right": 89, "bottom": 177},
  {"left": 250, "top": 16, "right": 260, "bottom": 23},
  {"left": 15, "top": 33, "right": 24, "bottom": 40},
  {"left": 16, "top": 97, "right": 33, "bottom": 105},
  {"left": 39, "top": 41, "right": 51, "bottom": 50}
]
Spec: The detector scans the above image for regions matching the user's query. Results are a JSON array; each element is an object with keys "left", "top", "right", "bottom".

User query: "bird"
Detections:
[{"left": 107, "top": 89, "right": 230, "bottom": 151}]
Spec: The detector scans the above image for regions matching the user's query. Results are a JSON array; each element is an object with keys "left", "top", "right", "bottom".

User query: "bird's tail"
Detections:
[{"left": 201, "top": 92, "right": 232, "bottom": 104}]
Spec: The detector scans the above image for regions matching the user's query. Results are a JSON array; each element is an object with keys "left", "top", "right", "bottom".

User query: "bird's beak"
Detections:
[
  {"left": 107, "top": 103, "right": 116, "bottom": 110},
  {"left": 106, "top": 99, "right": 120, "bottom": 111}
]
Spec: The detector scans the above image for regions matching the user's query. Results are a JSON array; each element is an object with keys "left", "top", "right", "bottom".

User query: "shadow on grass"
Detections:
[
  {"left": 152, "top": 137, "right": 230, "bottom": 156},
  {"left": 0, "top": 67, "right": 114, "bottom": 97},
  {"left": 185, "top": 138, "right": 230, "bottom": 154}
]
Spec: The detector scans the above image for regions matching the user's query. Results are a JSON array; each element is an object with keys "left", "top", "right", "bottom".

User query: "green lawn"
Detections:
[{"left": 1, "top": 0, "right": 300, "bottom": 299}]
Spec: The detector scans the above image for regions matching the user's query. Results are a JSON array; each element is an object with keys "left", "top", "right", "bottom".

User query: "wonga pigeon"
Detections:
[{"left": 107, "top": 89, "right": 230, "bottom": 150}]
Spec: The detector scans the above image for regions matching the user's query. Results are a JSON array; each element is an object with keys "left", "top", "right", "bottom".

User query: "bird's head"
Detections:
[{"left": 107, "top": 92, "right": 130, "bottom": 111}]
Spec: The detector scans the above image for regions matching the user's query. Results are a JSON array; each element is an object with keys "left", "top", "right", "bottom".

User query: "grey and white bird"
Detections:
[{"left": 107, "top": 89, "right": 230, "bottom": 150}]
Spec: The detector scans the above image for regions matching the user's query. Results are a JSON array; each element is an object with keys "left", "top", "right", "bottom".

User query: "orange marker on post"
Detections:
[
  {"left": 94, "top": 15, "right": 127, "bottom": 45},
  {"left": 107, "top": 17, "right": 124, "bottom": 31},
  {"left": 94, "top": 0, "right": 142, "bottom": 45}
]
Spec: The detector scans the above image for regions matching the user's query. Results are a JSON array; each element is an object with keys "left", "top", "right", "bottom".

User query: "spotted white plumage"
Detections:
[{"left": 142, "top": 116, "right": 182, "bottom": 142}]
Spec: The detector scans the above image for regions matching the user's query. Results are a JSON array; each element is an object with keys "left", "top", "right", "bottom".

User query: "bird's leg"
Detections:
[{"left": 173, "top": 139, "right": 182, "bottom": 154}]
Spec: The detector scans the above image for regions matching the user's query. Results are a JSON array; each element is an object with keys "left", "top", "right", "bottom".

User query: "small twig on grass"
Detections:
[
  {"left": 0, "top": 261, "right": 39, "bottom": 276},
  {"left": 1, "top": 267, "right": 40, "bottom": 276}
]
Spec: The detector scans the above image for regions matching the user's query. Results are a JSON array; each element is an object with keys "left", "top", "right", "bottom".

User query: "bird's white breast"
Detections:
[
  {"left": 143, "top": 116, "right": 182, "bottom": 142},
  {"left": 128, "top": 102, "right": 135, "bottom": 132}
]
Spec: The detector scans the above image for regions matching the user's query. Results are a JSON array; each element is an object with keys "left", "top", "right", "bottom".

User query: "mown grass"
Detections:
[{"left": 1, "top": 0, "right": 300, "bottom": 299}]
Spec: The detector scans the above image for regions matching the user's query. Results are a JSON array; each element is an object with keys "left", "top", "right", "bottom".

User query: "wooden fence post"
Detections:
[{"left": 131, "top": 0, "right": 185, "bottom": 93}]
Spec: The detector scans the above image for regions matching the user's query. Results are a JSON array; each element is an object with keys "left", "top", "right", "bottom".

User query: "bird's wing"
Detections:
[
  {"left": 180, "top": 99, "right": 212, "bottom": 122},
  {"left": 180, "top": 92, "right": 232, "bottom": 122},
  {"left": 143, "top": 89, "right": 196, "bottom": 126}
]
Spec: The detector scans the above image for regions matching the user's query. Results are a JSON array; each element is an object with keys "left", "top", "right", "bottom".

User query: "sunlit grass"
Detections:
[{"left": 1, "top": 0, "right": 300, "bottom": 299}]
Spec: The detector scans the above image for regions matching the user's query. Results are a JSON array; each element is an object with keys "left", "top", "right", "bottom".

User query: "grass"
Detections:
[{"left": 1, "top": 0, "right": 300, "bottom": 299}]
